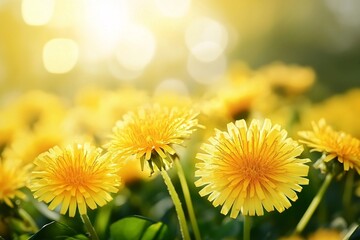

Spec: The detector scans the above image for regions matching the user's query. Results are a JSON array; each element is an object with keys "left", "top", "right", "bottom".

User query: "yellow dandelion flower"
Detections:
[
  {"left": 29, "top": 143, "right": 121, "bottom": 217},
  {"left": 3, "top": 126, "right": 66, "bottom": 166},
  {"left": 0, "top": 158, "right": 30, "bottom": 207},
  {"left": 195, "top": 119, "right": 310, "bottom": 218},
  {"left": 279, "top": 235, "right": 305, "bottom": 240},
  {"left": 308, "top": 228, "right": 342, "bottom": 240},
  {"left": 297, "top": 88, "right": 360, "bottom": 138},
  {"left": 298, "top": 119, "right": 360, "bottom": 173},
  {"left": 259, "top": 62, "right": 316, "bottom": 95},
  {"left": 107, "top": 104, "right": 200, "bottom": 174}
]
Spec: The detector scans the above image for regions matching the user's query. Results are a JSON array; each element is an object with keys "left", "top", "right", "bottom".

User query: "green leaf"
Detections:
[
  {"left": 65, "top": 234, "right": 89, "bottom": 240},
  {"left": 109, "top": 216, "right": 169, "bottom": 240},
  {"left": 207, "top": 218, "right": 241, "bottom": 239},
  {"left": 29, "top": 221, "right": 79, "bottom": 240},
  {"left": 141, "top": 222, "right": 169, "bottom": 240}
]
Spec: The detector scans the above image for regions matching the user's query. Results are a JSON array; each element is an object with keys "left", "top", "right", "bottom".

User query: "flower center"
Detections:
[
  {"left": 240, "top": 157, "right": 269, "bottom": 181},
  {"left": 61, "top": 166, "right": 89, "bottom": 187}
]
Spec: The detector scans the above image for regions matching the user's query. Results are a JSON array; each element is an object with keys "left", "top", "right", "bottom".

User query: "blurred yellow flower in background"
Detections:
[
  {"left": 65, "top": 87, "right": 150, "bottom": 145},
  {"left": 107, "top": 104, "right": 200, "bottom": 174},
  {"left": 298, "top": 119, "right": 360, "bottom": 173},
  {"left": 29, "top": 143, "right": 121, "bottom": 217},
  {"left": 195, "top": 118, "right": 310, "bottom": 218},
  {"left": 259, "top": 62, "right": 316, "bottom": 95},
  {"left": 279, "top": 235, "right": 305, "bottom": 240},
  {"left": 308, "top": 228, "right": 343, "bottom": 240},
  {"left": 201, "top": 61, "right": 270, "bottom": 123},
  {"left": 0, "top": 158, "right": 30, "bottom": 207},
  {"left": 2, "top": 126, "right": 67, "bottom": 167},
  {"left": 0, "top": 90, "right": 66, "bottom": 146},
  {"left": 297, "top": 88, "right": 360, "bottom": 138}
]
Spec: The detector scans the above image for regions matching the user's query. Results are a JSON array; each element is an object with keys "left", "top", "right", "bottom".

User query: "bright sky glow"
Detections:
[
  {"left": 21, "top": 0, "right": 54, "bottom": 26},
  {"left": 185, "top": 17, "right": 228, "bottom": 62},
  {"left": 108, "top": 59, "right": 143, "bottom": 81},
  {"left": 49, "top": 0, "right": 84, "bottom": 28},
  {"left": 187, "top": 54, "right": 227, "bottom": 84},
  {"left": 154, "top": 78, "right": 189, "bottom": 96},
  {"left": 155, "top": 0, "right": 191, "bottom": 18},
  {"left": 115, "top": 24, "right": 157, "bottom": 71},
  {"left": 81, "top": 0, "right": 130, "bottom": 57},
  {"left": 43, "top": 38, "right": 79, "bottom": 74}
]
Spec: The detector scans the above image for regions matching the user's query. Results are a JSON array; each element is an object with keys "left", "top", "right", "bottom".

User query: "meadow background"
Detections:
[{"left": 0, "top": 1, "right": 360, "bottom": 239}]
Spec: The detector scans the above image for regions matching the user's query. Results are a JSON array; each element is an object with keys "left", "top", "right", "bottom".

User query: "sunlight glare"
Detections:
[
  {"left": 185, "top": 17, "right": 228, "bottom": 62},
  {"left": 115, "top": 24, "right": 156, "bottom": 71},
  {"left": 21, "top": 0, "right": 54, "bottom": 26},
  {"left": 154, "top": 78, "right": 189, "bottom": 96},
  {"left": 82, "top": 0, "right": 130, "bottom": 57},
  {"left": 155, "top": 0, "right": 191, "bottom": 18},
  {"left": 187, "top": 54, "right": 227, "bottom": 85},
  {"left": 43, "top": 38, "right": 79, "bottom": 74}
]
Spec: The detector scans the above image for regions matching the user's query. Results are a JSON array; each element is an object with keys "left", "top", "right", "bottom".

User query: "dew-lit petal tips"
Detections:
[
  {"left": 298, "top": 118, "right": 360, "bottom": 173},
  {"left": 28, "top": 143, "right": 121, "bottom": 217},
  {"left": 106, "top": 104, "right": 200, "bottom": 174},
  {"left": 195, "top": 118, "right": 310, "bottom": 218}
]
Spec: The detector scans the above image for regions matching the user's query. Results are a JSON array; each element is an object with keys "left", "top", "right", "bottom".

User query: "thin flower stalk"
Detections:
[
  {"left": 161, "top": 170, "right": 191, "bottom": 240},
  {"left": 243, "top": 215, "right": 252, "bottom": 240},
  {"left": 81, "top": 213, "right": 100, "bottom": 240},
  {"left": 294, "top": 173, "right": 333, "bottom": 235},
  {"left": 175, "top": 159, "right": 201, "bottom": 240}
]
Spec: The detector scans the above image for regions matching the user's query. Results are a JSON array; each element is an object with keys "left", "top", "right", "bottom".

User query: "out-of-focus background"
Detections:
[
  {"left": 1, "top": 0, "right": 359, "bottom": 99},
  {"left": 1, "top": 1, "right": 360, "bottom": 239}
]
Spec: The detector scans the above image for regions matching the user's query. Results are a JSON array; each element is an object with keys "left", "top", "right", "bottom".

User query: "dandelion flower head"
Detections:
[
  {"left": 29, "top": 143, "right": 121, "bottom": 217},
  {"left": 107, "top": 104, "right": 200, "bottom": 174},
  {"left": 298, "top": 119, "right": 360, "bottom": 173},
  {"left": 0, "top": 158, "right": 30, "bottom": 207},
  {"left": 308, "top": 228, "right": 342, "bottom": 240},
  {"left": 195, "top": 118, "right": 309, "bottom": 218}
]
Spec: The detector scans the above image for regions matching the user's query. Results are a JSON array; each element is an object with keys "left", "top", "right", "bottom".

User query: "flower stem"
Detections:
[
  {"left": 243, "top": 215, "right": 251, "bottom": 240},
  {"left": 175, "top": 159, "right": 202, "bottom": 240},
  {"left": 161, "top": 170, "right": 191, "bottom": 240},
  {"left": 81, "top": 213, "right": 99, "bottom": 240},
  {"left": 343, "top": 170, "right": 354, "bottom": 210},
  {"left": 18, "top": 208, "right": 39, "bottom": 233},
  {"left": 294, "top": 173, "right": 333, "bottom": 235}
]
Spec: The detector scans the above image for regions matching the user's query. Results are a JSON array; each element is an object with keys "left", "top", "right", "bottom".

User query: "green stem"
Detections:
[
  {"left": 81, "top": 214, "right": 99, "bottom": 240},
  {"left": 343, "top": 170, "right": 354, "bottom": 209},
  {"left": 294, "top": 173, "right": 333, "bottom": 235},
  {"left": 342, "top": 224, "right": 359, "bottom": 240},
  {"left": 243, "top": 215, "right": 251, "bottom": 240},
  {"left": 175, "top": 159, "right": 202, "bottom": 240},
  {"left": 18, "top": 208, "right": 38, "bottom": 233},
  {"left": 161, "top": 170, "right": 191, "bottom": 240}
]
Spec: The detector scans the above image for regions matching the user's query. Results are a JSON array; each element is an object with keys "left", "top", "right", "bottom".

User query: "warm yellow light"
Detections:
[
  {"left": 154, "top": 78, "right": 189, "bottom": 96},
  {"left": 50, "top": 0, "right": 84, "bottom": 28},
  {"left": 81, "top": 0, "right": 130, "bottom": 57},
  {"left": 108, "top": 59, "right": 143, "bottom": 81},
  {"left": 115, "top": 24, "right": 156, "bottom": 71},
  {"left": 186, "top": 17, "right": 228, "bottom": 62},
  {"left": 155, "top": 0, "right": 191, "bottom": 18},
  {"left": 21, "top": 0, "right": 54, "bottom": 26},
  {"left": 187, "top": 54, "right": 227, "bottom": 84},
  {"left": 42, "top": 38, "right": 79, "bottom": 74}
]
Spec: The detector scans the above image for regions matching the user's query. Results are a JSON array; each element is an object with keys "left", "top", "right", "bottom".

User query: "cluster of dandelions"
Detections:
[{"left": 2, "top": 100, "right": 360, "bottom": 240}]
